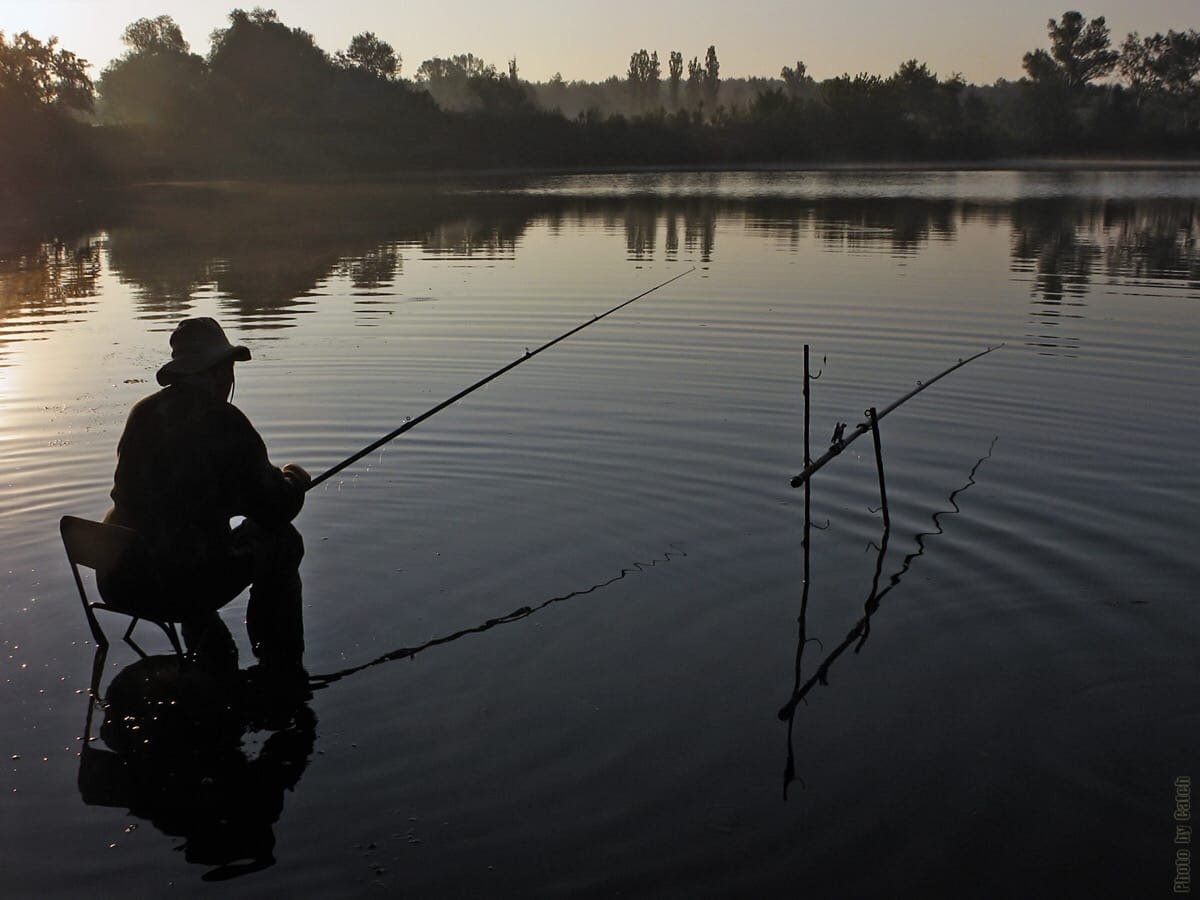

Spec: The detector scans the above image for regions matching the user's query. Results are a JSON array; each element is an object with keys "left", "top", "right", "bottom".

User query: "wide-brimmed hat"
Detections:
[{"left": 155, "top": 317, "right": 251, "bottom": 386}]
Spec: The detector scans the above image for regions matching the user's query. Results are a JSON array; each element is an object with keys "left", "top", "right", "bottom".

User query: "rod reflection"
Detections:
[
  {"left": 77, "top": 545, "right": 687, "bottom": 879},
  {"left": 310, "top": 545, "right": 687, "bottom": 688}
]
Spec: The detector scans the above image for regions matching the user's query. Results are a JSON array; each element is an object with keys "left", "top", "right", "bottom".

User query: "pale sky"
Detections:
[{"left": 3, "top": 0, "right": 1197, "bottom": 84}]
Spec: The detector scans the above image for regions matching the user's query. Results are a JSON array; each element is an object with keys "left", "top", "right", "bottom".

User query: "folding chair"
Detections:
[{"left": 59, "top": 515, "right": 183, "bottom": 657}]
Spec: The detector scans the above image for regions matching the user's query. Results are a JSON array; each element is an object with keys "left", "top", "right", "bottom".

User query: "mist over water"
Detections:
[{"left": 1, "top": 171, "right": 1198, "bottom": 896}]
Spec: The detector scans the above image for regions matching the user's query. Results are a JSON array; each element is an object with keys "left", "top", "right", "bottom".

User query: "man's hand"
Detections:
[{"left": 282, "top": 463, "right": 312, "bottom": 491}]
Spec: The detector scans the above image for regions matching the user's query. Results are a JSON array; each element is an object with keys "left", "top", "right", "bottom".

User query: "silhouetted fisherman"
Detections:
[{"left": 101, "top": 317, "right": 310, "bottom": 671}]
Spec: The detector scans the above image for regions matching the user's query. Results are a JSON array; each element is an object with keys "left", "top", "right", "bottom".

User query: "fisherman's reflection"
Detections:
[{"left": 78, "top": 644, "right": 316, "bottom": 880}]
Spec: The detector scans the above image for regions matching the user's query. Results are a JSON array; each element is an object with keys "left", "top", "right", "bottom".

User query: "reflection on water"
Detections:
[
  {"left": 310, "top": 546, "right": 687, "bottom": 690},
  {"left": 3, "top": 180, "right": 1198, "bottom": 359},
  {"left": 3, "top": 171, "right": 1198, "bottom": 895},
  {"left": 1010, "top": 198, "right": 1199, "bottom": 356},
  {"left": 781, "top": 437, "right": 998, "bottom": 797},
  {"left": 0, "top": 238, "right": 100, "bottom": 361},
  {"left": 79, "top": 652, "right": 315, "bottom": 881}
]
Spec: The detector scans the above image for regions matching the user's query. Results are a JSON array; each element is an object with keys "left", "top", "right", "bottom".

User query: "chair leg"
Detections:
[
  {"left": 122, "top": 618, "right": 149, "bottom": 658},
  {"left": 88, "top": 644, "right": 108, "bottom": 700},
  {"left": 70, "top": 562, "right": 108, "bottom": 650},
  {"left": 83, "top": 645, "right": 107, "bottom": 746},
  {"left": 84, "top": 604, "right": 110, "bottom": 650}
]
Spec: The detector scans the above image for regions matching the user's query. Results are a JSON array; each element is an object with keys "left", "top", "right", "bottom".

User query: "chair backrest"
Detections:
[{"left": 60, "top": 516, "right": 141, "bottom": 577}]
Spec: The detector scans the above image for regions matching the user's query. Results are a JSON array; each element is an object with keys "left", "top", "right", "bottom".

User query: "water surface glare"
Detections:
[{"left": 1, "top": 171, "right": 1198, "bottom": 897}]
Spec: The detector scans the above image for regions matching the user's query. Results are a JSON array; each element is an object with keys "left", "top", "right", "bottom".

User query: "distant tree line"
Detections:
[{"left": 2, "top": 7, "right": 1199, "bottom": 194}]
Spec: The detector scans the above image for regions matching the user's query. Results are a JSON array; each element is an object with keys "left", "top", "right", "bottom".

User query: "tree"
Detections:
[
  {"left": 337, "top": 31, "right": 399, "bottom": 80},
  {"left": 1120, "top": 30, "right": 1200, "bottom": 95},
  {"left": 626, "top": 48, "right": 660, "bottom": 110},
  {"left": 668, "top": 51, "right": 683, "bottom": 107},
  {"left": 415, "top": 53, "right": 531, "bottom": 113},
  {"left": 0, "top": 31, "right": 93, "bottom": 111},
  {"left": 686, "top": 56, "right": 703, "bottom": 109},
  {"left": 121, "top": 15, "right": 189, "bottom": 55},
  {"left": 1119, "top": 30, "right": 1200, "bottom": 131},
  {"left": 1021, "top": 49, "right": 1062, "bottom": 84},
  {"left": 98, "top": 15, "right": 204, "bottom": 127},
  {"left": 0, "top": 31, "right": 97, "bottom": 190},
  {"left": 781, "top": 60, "right": 808, "bottom": 98},
  {"left": 207, "top": 9, "right": 333, "bottom": 120},
  {"left": 1023, "top": 11, "right": 1118, "bottom": 89},
  {"left": 703, "top": 45, "right": 720, "bottom": 105}
]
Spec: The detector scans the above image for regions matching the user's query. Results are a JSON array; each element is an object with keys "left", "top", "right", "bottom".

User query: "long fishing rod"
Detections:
[
  {"left": 789, "top": 343, "right": 1003, "bottom": 488},
  {"left": 308, "top": 268, "right": 696, "bottom": 490}
]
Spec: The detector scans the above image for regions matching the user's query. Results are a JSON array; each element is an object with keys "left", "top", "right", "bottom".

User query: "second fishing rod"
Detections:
[{"left": 307, "top": 268, "right": 696, "bottom": 490}]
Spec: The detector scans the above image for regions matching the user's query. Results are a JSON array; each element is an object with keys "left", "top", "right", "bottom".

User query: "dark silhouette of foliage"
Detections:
[
  {"left": 206, "top": 8, "right": 332, "bottom": 123},
  {"left": 627, "top": 49, "right": 661, "bottom": 110},
  {"left": 781, "top": 60, "right": 810, "bottom": 98},
  {"left": 685, "top": 56, "right": 703, "bottom": 110},
  {"left": 121, "top": 15, "right": 189, "bottom": 55},
  {"left": 98, "top": 16, "right": 205, "bottom": 128},
  {"left": 1024, "top": 11, "right": 1118, "bottom": 89},
  {"left": 668, "top": 51, "right": 683, "bottom": 107},
  {"left": 337, "top": 32, "right": 399, "bottom": 80},
  {"left": 0, "top": 30, "right": 93, "bottom": 111},
  {"left": 703, "top": 45, "right": 720, "bottom": 107},
  {"left": 0, "top": 30, "right": 100, "bottom": 192},
  {"left": 7, "top": 7, "right": 1200, "bottom": 196},
  {"left": 1118, "top": 30, "right": 1200, "bottom": 134},
  {"left": 1119, "top": 30, "right": 1200, "bottom": 95}
]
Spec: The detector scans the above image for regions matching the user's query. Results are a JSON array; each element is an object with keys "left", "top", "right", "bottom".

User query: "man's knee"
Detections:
[{"left": 235, "top": 521, "right": 304, "bottom": 570}]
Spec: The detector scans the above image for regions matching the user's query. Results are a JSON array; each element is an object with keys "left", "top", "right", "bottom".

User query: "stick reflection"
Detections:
[{"left": 781, "top": 430, "right": 998, "bottom": 798}]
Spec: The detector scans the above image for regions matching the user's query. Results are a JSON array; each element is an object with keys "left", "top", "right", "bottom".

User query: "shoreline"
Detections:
[{"left": 134, "top": 157, "right": 1200, "bottom": 187}]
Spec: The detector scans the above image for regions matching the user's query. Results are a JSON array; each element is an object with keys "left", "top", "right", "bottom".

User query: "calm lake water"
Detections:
[{"left": 2, "top": 170, "right": 1198, "bottom": 897}]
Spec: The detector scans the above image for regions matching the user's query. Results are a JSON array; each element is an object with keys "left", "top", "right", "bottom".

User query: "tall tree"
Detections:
[
  {"left": 207, "top": 9, "right": 333, "bottom": 120},
  {"left": 121, "top": 15, "right": 189, "bottom": 55},
  {"left": 626, "top": 48, "right": 660, "bottom": 111},
  {"left": 686, "top": 56, "right": 703, "bottom": 109},
  {"left": 0, "top": 31, "right": 96, "bottom": 190},
  {"left": 0, "top": 31, "right": 93, "bottom": 111},
  {"left": 1119, "top": 29, "right": 1200, "bottom": 130},
  {"left": 781, "top": 60, "right": 808, "bottom": 98},
  {"left": 1120, "top": 30, "right": 1200, "bottom": 95},
  {"left": 337, "top": 31, "right": 399, "bottom": 80},
  {"left": 1023, "top": 11, "right": 1118, "bottom": 89},
  {"left": 98, "top": 15, "right": 204, "bottom": 126},
  {"left": 648, "top": 51, "right": 661, "bottom": 105},
  {"left": 703, "top": 45, "right": 720, "bottom": 106},
  {"left": 668, "top": 51, "right": 683, "bottom": 107}
]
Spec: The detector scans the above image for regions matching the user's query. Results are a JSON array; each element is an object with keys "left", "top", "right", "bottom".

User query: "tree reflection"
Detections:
[
  {"left": 1009, "top": 198, "right": 1200, "bottom": 355},
  {"left": 3, "top": 186, "right": 1199, "bottom": 352},
  {"left": 0, "top": 237, "right": 100, "bottom": 361},
  {"left": 343, "top": 244, "right": 402, "bottom": 292}
]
